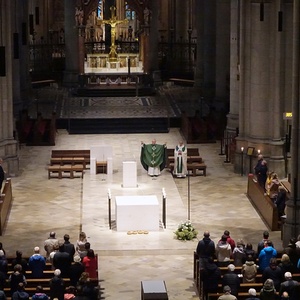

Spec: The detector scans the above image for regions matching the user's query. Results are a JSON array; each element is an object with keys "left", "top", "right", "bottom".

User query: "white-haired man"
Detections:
[
  {"left": 28, "top": 247, "right": 46, "bottom": 278},
  {"left": 245, "top": 288, "right": 260, "bottom": 300},
  {"left": 279, "top": 272, "right": 300, "bottom": 300}
]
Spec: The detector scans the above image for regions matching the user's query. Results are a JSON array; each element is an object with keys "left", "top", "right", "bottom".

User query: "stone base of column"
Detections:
[
  {"left": 283, "top": 200, "right": 300, "bottom": 247},
  {"left": 226, "top": 113, "right": 239, "bottom": 133},
  {"left": 63, "top": 71, "right": 79, "bottom": 88}
]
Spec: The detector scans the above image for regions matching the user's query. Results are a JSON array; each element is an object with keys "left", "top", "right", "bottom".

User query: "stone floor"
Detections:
[{"left": 1, "top": 128, "right": 283, "bottom": 300}]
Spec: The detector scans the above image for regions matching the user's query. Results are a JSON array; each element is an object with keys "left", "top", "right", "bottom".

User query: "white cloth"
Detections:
[{"left": 173, "top": 144, "right": 187, "bottom": 177}]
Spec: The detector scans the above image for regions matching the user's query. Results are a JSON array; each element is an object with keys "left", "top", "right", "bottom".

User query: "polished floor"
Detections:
[{"left": 2, "top": 127, "right": 283, "bottom": 300}]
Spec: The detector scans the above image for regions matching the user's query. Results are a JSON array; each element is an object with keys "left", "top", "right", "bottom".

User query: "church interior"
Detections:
[{"left": 0, "top": 0, "right": 300, "bottom": 299}]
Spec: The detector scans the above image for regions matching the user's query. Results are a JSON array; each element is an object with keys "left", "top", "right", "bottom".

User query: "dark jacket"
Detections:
[
  {"left": 69, "top": 262, "right": 85, "bottom": 286},
  {"left": 262, "top": 265, "right": 283, "bottom": 291},
  {"left": 202, "top": 259, "right": 221, "bottom": 293},
  {"left": 49, "top": 275, "right": 64, "bottom": 300},
  {"left": 279, "top": 279, "right": 300, "bottom": 300},
  {"left": 196, "top": 237, "right": 215, "bottom": 258},
  {"left": 222, "top": 271, "right": 240, "bottom": 297}
]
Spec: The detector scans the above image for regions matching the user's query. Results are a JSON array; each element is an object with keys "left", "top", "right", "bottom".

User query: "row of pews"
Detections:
[
  {"left": 193, "top": 252, "right": 300, "bottom": 300},
  {"left": 166, "top": 148, "right": 207, "bottom": 176},
  {"left": 3, "top": 257, "right": 100, "bottom": 298}
]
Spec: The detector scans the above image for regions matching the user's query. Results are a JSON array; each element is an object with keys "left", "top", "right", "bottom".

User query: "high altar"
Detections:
[{"left": 84, "top": 6, "right": 143, "bottom": 78}]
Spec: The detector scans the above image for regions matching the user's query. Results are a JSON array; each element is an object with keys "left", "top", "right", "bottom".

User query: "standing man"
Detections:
[
  {"left": 140, "top": 139, "right": 167, "bottom": 177},
  {"left": 0, "top": 159, "right": 5, "bottom": 193},
  {"left": 196, "top": 231, "right": 215, "bottom": 270},
  {"left": 44, "top": 232, "right": 58, "bottom": 259},
  {"left": 173, "top": 141, "right": 187, "bottom": 178}
]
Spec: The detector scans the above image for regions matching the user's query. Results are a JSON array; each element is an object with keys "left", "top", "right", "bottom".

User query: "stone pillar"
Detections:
[
  {"left": 175, "top": 0, "right": 189, "bottom": 41},
  {"left": 63, "top": 0, "right": 79, "bottom": 87},
  {"left": 283, "top": 1, "right": 300, "bottom": 246},
  {"left": 148, "top": 0, "right": 159, "bottom": 73},
  {"left": 227, "top": 0, "right": 240, "bottom": 132},
  {"left": 194, "top": 0, "right": 216, "bottom": 98},
  {"left": 0, "top": 0, "right": 19, "bottom": 176}
]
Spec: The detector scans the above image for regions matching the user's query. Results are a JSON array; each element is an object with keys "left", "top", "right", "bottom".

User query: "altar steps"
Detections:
[
  {"left": 75, "top": 86, "right": 155, "bottom": 97},
  {"left": 62, "top": 117, "right": 169, "bottom": 134}
]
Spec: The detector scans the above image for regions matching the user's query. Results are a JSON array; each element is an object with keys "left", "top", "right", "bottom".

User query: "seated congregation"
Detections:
[
  {"left": 0, "top": 231, "right": 99, "bottom": 300},
  {"left": 194, "top": 230, "right": 300, "bottom": 300}
]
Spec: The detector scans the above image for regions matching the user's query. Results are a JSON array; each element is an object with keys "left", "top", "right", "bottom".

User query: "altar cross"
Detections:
[{"left": 97, "top": 6, "right": 128, "bottom": 61}]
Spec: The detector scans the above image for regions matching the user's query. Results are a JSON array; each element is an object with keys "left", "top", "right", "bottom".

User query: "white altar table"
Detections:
[{"left": 115, "top": 195, "right": 159, "bottom": 231}]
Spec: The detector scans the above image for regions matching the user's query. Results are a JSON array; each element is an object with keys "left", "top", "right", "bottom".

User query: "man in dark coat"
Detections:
[
  {"left": 202, "top": 257, "right": 221, "bottom": 297},
  {"left": 222, "top": 264, "right": 240, "bottom": 297},
  {"left": 69, "top": 255, "right": 85, "bottom": 286},
  {"left": 196, "top": 231, "right": 215, "bottom": 269},
  {"left": 279, "top": 272, "right": 300, "bottom": 300},
  {"left": 63, "top": 234, "right": 75, "bottom": 262},
  {"left": 53, "top": 241, "right": 71, "bottom": 278}
]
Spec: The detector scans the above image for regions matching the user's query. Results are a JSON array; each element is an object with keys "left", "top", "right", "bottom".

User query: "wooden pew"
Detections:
[
  {"left": 48, "top": 164, "right": 84, "bottom": 179},
  {"left": 51, "top": 150, "right": 90, "bottom": 169},
  {"left": 246, "top": 174, "right": 279, "bottom": 231}
]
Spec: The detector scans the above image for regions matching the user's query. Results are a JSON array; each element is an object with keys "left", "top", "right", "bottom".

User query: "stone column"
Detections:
[
  {"left": 283, "top": 1, "right": 300, "bottom": 246},
  {"left": 0, "top": 0, "right": 19, "bottom": 176},
  {"left": 175, "top": 0, "right": 189, "bottom": 41},
  {"left": 227, "top": 0, "right": 240, "bottom": 133},
  {"left": 63, "top": 0, "right": 79, "bottom": 87}
]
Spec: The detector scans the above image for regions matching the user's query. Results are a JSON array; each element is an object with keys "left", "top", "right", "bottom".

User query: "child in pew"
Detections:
[{"left": 32, "top": 285, "right": 49, "bottom": 300}]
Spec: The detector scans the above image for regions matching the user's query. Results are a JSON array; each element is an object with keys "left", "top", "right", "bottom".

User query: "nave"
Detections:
[{"left": 2, "top": 128, "right": 282, "bottom": 299}]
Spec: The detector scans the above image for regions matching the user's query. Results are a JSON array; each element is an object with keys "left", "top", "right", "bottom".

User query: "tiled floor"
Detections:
[{"left": 2, "top": 128, "right": 283, "bottom": 300}]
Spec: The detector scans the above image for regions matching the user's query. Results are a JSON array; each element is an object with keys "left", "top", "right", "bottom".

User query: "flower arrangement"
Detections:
[{"left": 174, "top": 220, "right": 198, "bottom": 240}]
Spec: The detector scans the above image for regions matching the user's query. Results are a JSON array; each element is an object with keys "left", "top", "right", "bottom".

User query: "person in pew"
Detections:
[
  {"left": 28, "top": 247, "right": 46, "bottom": 278},
  {"left": 69, "top": 255, "right": 85, "bottom": 287},
  {"left": 49, "top": 243, "right": 59, "bottom": 270},
  {"left": 257, "top": 231, "right": 274, "bottom": 256},
  {"left": 279, "top": 272, "right": 300, "bottom": 300},
  {"left": 0, "top": 251, "right": 7, "bottom": 276},
  {"left": 12, "top": 251, "right": 28, "bottom": 275},
  {"left": 53, "top": 241, "right": 72, "bottom": 278},
  {"left": 32, "top": 285, "right": 49, "bottom": 300},
  {"left": 12, "top": 282, "right": 29, "bottom": 300},
  {"left": 245, "top": 288, "right": 260, "bottom": 300},
  {"left": 202, "top": 257, "right": 221, "bottom": 298},
  {"left": 44, "top": 232, "right": 58, "bottom": 259},
  {"left": 73, "top": 285, "right": 89, "bottom": 300},
  {"left": 77, "top": 272, "right": 98, "bottom": 300},
  {"left": 278, "top": 254, "right": 294, "bottom": 275},
  {"left": 76, "top": 232, "right": 88, "bottom": 259},
  {"left": 82, "top": 249, "right": 97, "bottom": 279},
  {"left": 173, "top": 141, "right": 187, "bottom": 178},
  {"left": 276, "top": 187, "right": 287, "bottom": 220},
  {"left": 196, "top": 231, "right": 216, "bottom": 270},
  {"left": 140, "top": 140, "right": 167, "bottom": 177},
  {"left": 49, "top": 269, "right": 65, "bottom": 300},
  {"left": 217, "top": 285, "right": 237, "bottom": 300},
  {"left": 232, "top": 239, "right": 246, "bottom": 267},
  {"left": 8, "top": 264, "right": 27, "bottom": 295},
  {"left": 216, "top": 235, "right": 232, "bottom": 267},
  {"left": 243, "top": 243, "right": 257, "bottom": 264},
  {"left": 283, "top": 238, "right": 300, "bottom": 273},
  {"left": 258, "top": 240, "right": 277, "bottom": 272},
  {"left": 254, "top": 155, "right": 268, "bottom": 192},
  {"left": 242, "top": 255, "right": 258, "bottom": 283},
  {"left": 222, "top": 264, "right": 240, "bottom": 297},
  {"left": 259, "top": 279, "right": 280, "bottom": 300},
  {"left": 222, "top": 230, "right": 236, "bottom": 252},
  {"left": 262, "top": 257, "right": 283, "bottom": 291},
  {"left": 63, "top": 234, "right": 75, "bottom": 262}
]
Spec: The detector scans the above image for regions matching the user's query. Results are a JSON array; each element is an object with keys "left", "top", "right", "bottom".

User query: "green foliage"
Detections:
[{"left": 174, "top": 220, "right": 198, "bottom": 241}]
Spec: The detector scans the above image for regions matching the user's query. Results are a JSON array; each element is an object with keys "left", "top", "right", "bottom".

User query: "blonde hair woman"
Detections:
[{"left": 76, "top": 232, "right": 87, "bottom": 258}]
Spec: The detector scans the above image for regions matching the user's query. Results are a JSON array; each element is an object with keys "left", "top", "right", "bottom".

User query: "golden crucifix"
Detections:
[{"left": 97, "top": 6, "right": 128, "bottom": 62}]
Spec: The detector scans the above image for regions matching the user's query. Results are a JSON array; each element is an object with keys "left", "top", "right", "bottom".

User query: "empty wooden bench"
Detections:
[
  {"left": 48, "top": 164, "right": 84, "bottom": 179},
  {"left": 51, "top": 150, "right": 90, "bottom": 168}
]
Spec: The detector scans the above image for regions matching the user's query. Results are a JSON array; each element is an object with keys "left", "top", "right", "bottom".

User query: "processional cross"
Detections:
[{"left": 97, "top": 6, "right": 128, "bottom": 61}]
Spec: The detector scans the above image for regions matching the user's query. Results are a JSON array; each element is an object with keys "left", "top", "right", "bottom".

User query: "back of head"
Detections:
[
  {"left": 264, "top": 279, "right": 274, "bottom": 291},
  {"left": 16, "top": 250, "right": 22, "bottom": 258},
  {"left": 58, "top": 240, "right": 65, "bottom": 251},
  {"left": 224, "top": 230, "right": 230, "bottom": 237},
  {"left": 221, "top": 235, "right": 228, "bottom": 242},
  {"left": 223, "top": 285, "right": 231, "bottom": 293},
  {"left": 54, "top": 269, "right": 61, "bottom": 276},
  {"left": 237, "top": 239, "right": 245, "bottom": 247},
  {"left": 269, "top": 257, "right": 277, "bottom": 266},
  {"left": 34, "top": 246, "right": 40, "bottom": 254},
  {"left": 85, "top": 242, "right": 91, "bottom": 250},
  {"left": 14, "top": 264, "right": 22, "bottom": 272},
  {"left": 228, "top": 264, "right": 235, "bottom": 272},
  {"left": 248, "top": 288, "right": 257, "bottom": 297},
  {"left": 36, "top": 285, "right": 43, "bottom": 293},
  {"left": 203, "top": 231, "right": 210, "bottom": 238},
  {"left": 284, "top": 272, "right": 292, "bottom": 280},
  {"left": 246, "top": 243, "right": 253, "bottom": 250},
  {"left": 49, "top": 231, "right": 56, "bottom": 238},
  {"left": 17, "top": 282, "right": 25, "bottom": 291},
  {"left": 281, "top": 254, "right": 290, "bottom": 263},
  {"left": 64, "top": 234, "right": 70, "bottom": 242},
  {"left": 266, "top": 240, "right": 273, "bottom": 247},
  {"left": 87, "top": 249, "right": 95, "bottom": 258},
  {"left": 263, "top": 230, "right": 269, "bottom": 239}
]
